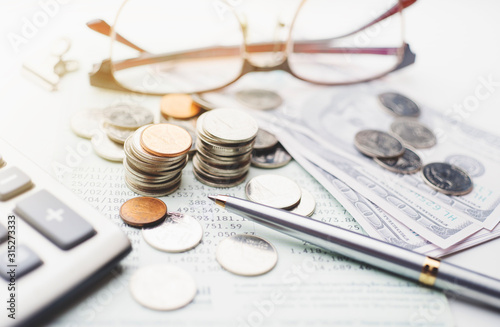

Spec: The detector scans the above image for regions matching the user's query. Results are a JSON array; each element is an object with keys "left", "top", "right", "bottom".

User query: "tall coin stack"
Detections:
[
  {"left": 193, "top": 108, "right": 258, "bottom": 187},
  {"left": 124, "top": 123, "right": 192, "bottom": 196}
]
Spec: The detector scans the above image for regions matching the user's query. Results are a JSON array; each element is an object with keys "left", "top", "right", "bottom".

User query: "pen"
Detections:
[{"left": 208, "top": 195, "right": 500, "bottom": 310}]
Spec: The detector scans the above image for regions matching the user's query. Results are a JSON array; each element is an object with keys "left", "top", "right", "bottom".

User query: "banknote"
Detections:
[
  {"left": 275, "top": 127, "right": 480, "bottom": 249},
  {"left": 281, "top": 140, "right": 434, "bottom": 253},
  {"left": 283, "top": 142, "right": 499, "bottom": 257},
  {"left": 262, "top": 83, "right": 500, "bottom": 230}
]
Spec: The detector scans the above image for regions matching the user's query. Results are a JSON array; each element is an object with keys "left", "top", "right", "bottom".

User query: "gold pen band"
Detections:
[{"left": 419, "top": 256, "right": 441, "bottom": 286}]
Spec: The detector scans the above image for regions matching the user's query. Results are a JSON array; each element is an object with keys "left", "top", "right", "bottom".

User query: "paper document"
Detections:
[{"left": 46, "top": 132, "right": 453, "bottom": 326}]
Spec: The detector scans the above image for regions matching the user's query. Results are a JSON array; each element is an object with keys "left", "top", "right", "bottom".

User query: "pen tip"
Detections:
[{"left": 207, "top": 195, "right": 228, "bottom": 208}]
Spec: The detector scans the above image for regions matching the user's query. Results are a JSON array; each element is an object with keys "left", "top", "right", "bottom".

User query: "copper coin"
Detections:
[
  {"left": 120, "top": 197, "right": 167, "bottom": 227},
  {"left": 140, "top": 123, "right": 192, "bottom": 157},
  {"left": 161, "top": 94, "right": 201, "bottom": 120}
]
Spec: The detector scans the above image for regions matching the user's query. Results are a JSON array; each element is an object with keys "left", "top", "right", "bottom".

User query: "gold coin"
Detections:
[
  {"left": 161, "top": 94, "right": 201, "bottom": 120},
  {"left": 140, "top": 124, "right": 192, "bottom": 157},
  {"left": 120, "top": 197, "right": 167, "bottom": 227}
]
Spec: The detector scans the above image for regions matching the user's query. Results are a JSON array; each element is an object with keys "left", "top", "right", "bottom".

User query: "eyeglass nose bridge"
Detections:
[{"left": 240, "top": 58, "right": 292, "bottom": 75}]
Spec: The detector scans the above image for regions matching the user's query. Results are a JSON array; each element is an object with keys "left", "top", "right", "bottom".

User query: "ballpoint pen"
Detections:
[{"left": 208, "top": 194, "right": 500, "bottom": 310}]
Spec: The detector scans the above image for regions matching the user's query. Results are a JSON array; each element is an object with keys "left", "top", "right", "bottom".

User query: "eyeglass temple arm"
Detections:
[
  {"left": 338, "top": 0, "right": 417, "bottom": 40},
  {"left": 111, "top": 45, "right": 404, "bottom": 71},
  {"left": 86, "top": 19, "right": 147, "bottom": 53}
]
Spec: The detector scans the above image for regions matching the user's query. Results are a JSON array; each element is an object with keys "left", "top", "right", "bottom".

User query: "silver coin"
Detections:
[
  {"left": 254, "top": 129, "right": 278, "bottom": 151},
  {"left": 103, "top": 104, "right": 154, "bottom": 129},
  {"left": 354, "top": 130, "right": 404, "bottom": 158},
  {"left": 191, "top": 93, "right": 216, "bottom": 110},
  {"left": 374, "top": 148, "right": 422, "bottom": 174},
  {"left": 216, "top": 234, "right": 278, "bottom": 276},
  {"left": 378, "top": 92, "right": 420, "bottom": 117},
  {"left": 421, "top": 162, "right": 473, "bottom": 196},
  {"left": 129, "top": 264, "right": 197, "bottom": 311},
  {"left": 445, "top": 155, "right": 485, "bottom": 178},
  {"left": 291, "top": 189, "right": 316, "bottom": 217},
  {"left": 70, "top": 108, "right": 103, "bottom": 139},
  {"left": 390, "top": 119, "right": 437, "bottom": 149},
  {"left": 91, "top": 131, "right": 124, "bottom": 162},
  {"left": 251, "top": 145, "right": 292, "bottom": 169},
  {"left": 142, "top": 212, "right": 203, "bottom": 253},
  {"left": 202, "top": 108, "right": 258, "bottom": 143},
  {"left": 246, "top": 174, "right": 301, "bottom": 209},
  {"left": 102, "top": 122, "right": 136, "bottom": 145},
  {"left": 235, "top": 89, "right": 283, "bottom": 110}
]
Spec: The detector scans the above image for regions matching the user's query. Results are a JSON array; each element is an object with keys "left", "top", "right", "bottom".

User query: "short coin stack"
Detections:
[
  {"left": 124, "top": 123, "right": 192, "bottom": 196},
  {"left": 245, "top": 174, "right": 316, "bottom": 217},
  {"left": 251, "top": 129, "right": 292, "bottom": 169},
  {"left": 193, "top": 108, "right": 258, "bottom": 187},
  {"left": 70, "top": 104, "right": 154, "bottom": 162}
]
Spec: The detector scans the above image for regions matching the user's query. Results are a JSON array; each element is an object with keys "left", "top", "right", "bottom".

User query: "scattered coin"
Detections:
[
  {"left": 246, "top": 174, "right": 302, "bottom": 209},
  {"left": 191, "top": 93, "right": 216, "bottom": 110},
  {"left": 193, "top": 109, "right": 257, "bottom": 187},
  {"left": 446, "top": 155, "right": 485, "bottom": 178},
  {"left": 354, "top": 130, "right": 404, "bottom": 158},
  {"left": 421, "top": 162, "right": 473, "bottom": 196},
  {"left": 253, "top": 129, "right": 279, "bottom": 151},
  {"left": 90, "top": 131, "right": 125, "bottom": 162},
  {"left": 378, "top": 92, "right": 420, "bottom": 117},
  {"left": 129, "top": 264, "right": 197, "bottom": 311},
  {"left": 140, "top": 123, "right": 192, "bottom": 157},
  {"left": 291, "top": 189, "right": 316, "bottom": 217},
  {"left": 70, "top": 108, "right": 103, "bottom": 139},
  {"left": 390, "top": 119, "right": 437, "bottom": 149},
  {"left": 251, "top": 145, "right": 292, "bottom": 169},
  {"left": 235, "top": 89, "right": 283, "bottom": 110},
  {"left": 216, "top": 234, "right": 278, "bottom": 276},
  {"left": 161, "top": 94, "right": 201, "bottom": 120},
  {"left": 120, "top": 197, "right": 167, "bottom": 227},
  {"left": 102, "top": 122, "right": 135, "bottom": 145},
  {"left": 103, "top": 104, "right": 154, "bottom": 129},
  {"left": 142, "top": 212, "right": 203, "bottom": 253},
  {"left": 374, "top": 148, "right": 422, "bottom": 174}
]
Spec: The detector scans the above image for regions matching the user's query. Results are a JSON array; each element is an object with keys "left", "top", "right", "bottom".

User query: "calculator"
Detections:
[{"left": 0, "top": 138, "right": 131, "bottom": 327}]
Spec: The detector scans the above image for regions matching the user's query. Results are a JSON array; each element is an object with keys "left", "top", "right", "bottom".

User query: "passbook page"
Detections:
[{"left": 48, "top": 136, "right": 453, "bottom": 327}]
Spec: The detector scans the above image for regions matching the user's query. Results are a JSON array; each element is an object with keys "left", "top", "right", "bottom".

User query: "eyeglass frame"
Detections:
[{"left": 87, "top": 0, "right": 417, "bottom": 95}]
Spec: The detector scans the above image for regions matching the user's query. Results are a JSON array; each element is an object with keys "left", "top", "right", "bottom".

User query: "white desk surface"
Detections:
[{"left": 1, "top": 0, "right": 499, "bottom": 326}]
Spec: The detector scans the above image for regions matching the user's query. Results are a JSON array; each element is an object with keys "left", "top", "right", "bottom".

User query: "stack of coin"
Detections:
[
  {"left": 101, "top": 103, "right": 155, "bottom": 145},
  {"left": 70, "top": 104, "right": 154, "bottom": 162},
  {"left": 123, "top": 123, "right": 191, "bottom": 196},
  {"left": 193, "top": 108, "right": 258, "bottom": 187},
  {"left": 251, "top": 129, "right": 292, "bottom": 169}
]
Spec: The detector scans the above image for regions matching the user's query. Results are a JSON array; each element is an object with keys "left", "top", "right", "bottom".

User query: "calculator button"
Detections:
[
  {"left": 0, "top": 245, "right": 43, "bottom": 280},
  {"left": 0, "top": 167, "right": 32, "bottom": 201},
  {"left": 0, "top": 225, "right": 7, "bottom": 244},
  {"left": 15, "top": 190, "right": 96, "bottom": 250}
]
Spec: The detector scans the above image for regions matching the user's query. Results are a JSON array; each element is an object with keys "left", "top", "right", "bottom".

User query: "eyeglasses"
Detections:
[{"left": 88, "top": 0, "right": 417, "bottom": 95}]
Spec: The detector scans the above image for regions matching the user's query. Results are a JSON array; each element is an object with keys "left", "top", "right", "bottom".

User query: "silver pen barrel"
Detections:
[{"left": 210, "top": 195, "right": 500, "bottom": 310}]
